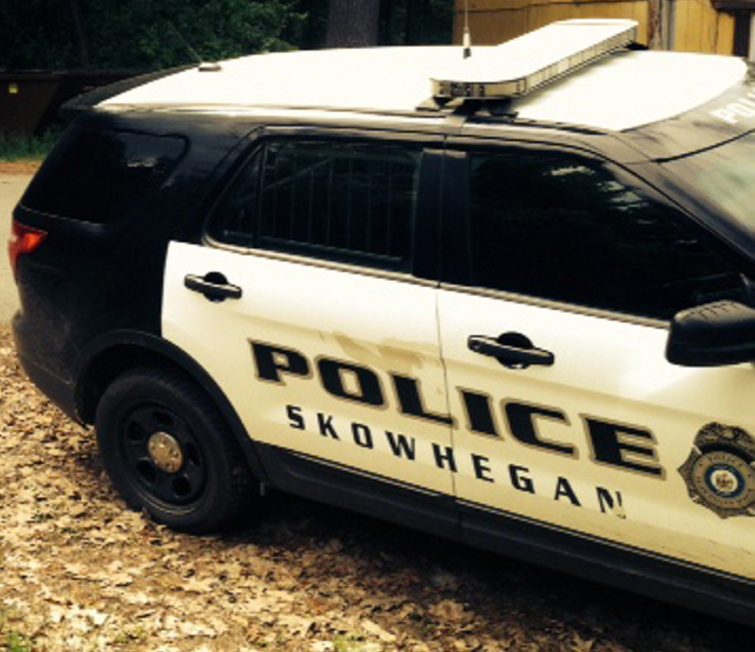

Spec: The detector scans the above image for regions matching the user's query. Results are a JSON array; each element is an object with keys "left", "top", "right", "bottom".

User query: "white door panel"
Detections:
[
  {"left": 439, "top": 288, "right": 755, "bottom": 578},
  {"left": 163, "top": 242, "right": 454, "bottom": 494}
]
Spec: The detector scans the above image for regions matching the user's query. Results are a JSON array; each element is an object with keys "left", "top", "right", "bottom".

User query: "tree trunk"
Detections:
[
  {"left": 648, "top": 0, "right": 664, "bottom": 49},
  {"left": 325, "top": 0, "right": 380, "bottom": 48}
]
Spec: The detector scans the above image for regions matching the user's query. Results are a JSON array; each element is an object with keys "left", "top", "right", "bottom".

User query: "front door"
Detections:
[{"left": 437, "top": 144, "right": 755, "bottom": 580}]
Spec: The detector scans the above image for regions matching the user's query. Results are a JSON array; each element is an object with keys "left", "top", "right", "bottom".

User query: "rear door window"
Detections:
[
  {"left": 208, "top": 139, "right": 419, "bottom": 272},
  {"left": 22, "top": 127, "right": 186, "bottom": 224}
]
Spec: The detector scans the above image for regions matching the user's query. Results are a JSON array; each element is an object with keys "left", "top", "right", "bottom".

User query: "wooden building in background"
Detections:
[{"left": 454, "top": 0, "right": 755, "bottom": 58}]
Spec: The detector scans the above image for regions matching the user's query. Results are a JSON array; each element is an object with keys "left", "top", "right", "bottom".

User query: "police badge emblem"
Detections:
[{"left": 678, "top": 423, "right": 755, "bottom": 518}]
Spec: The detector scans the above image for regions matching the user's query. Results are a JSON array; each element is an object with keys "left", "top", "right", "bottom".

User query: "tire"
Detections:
[{"left": 95, "top": 366, "right": 254, "bottom": 533}]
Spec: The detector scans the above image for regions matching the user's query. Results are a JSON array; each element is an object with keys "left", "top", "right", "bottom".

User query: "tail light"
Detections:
[{"left": 8, "top": 220, "right": 47, "bottom": 280}]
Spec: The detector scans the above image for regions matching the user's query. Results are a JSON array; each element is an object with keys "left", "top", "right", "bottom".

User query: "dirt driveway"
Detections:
[
  {"left": 1, "top": 162, "right": 41, "bottom": 323},
  {"left": 0, "top": 325, "right": 748, "bottom": 652},
  {"left": 0, "top": 169, "right": 34, "bottom": 323}
]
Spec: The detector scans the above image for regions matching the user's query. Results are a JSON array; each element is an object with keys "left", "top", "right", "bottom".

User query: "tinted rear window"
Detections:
[
  {"left": 22, "top": 128, "right": 186, "bottom": 224},
  {"left": 209, "top": 139, "right": 419, "bottom": 271}
]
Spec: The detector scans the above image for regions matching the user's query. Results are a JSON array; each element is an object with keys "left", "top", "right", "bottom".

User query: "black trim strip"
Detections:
[
  {"left": 413, "top": 149, "right": 445, "bottom": 281},
  {"left": 439, "top": 150, "right": 470, "bottom": 286},
  {"left": 459, "top": 498, "right": 755, "bottom": 626},
  {"left": 254, "top": 444, "right": 754, "bottom": 624},
  {"left": 254, "top": 443, "right": 460, "bottom": 540},
  {"left": 281, "top": 448, "right": 444, "bottom": 498},
  {"left": 256, "top": 443, "right": 753, "bottom": 587},
  {"left": 458, "top": 497, "right": 753, "bottom": 587},
  {"left": 257, "top": 444, "right": 755, "bottom": 625}
]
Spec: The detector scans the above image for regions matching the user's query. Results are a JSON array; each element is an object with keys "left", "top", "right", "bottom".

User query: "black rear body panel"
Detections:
[{"left": 12, "top": 110, "right": 252, "bottom": 418}]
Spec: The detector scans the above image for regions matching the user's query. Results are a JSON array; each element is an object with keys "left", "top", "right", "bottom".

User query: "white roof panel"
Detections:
[
  {"left": 103, "top": 47, "right": 455, "bottom": 114},
  {"left": 102, "top": 44, "right": 748, "bottom": 132},
  {"left": 512, "top": 50, "right": 747, "bottom": 131}
]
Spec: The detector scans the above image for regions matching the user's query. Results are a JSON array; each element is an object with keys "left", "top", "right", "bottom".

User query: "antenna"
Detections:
[
  {"left": 168, "top": 21, "right": 222, "bottom": 72},
  {"left": 463, "top": 0, "right": 472, "bottom": 59}
]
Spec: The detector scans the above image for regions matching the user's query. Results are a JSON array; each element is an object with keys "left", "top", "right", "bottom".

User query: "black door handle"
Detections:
[
  {"left": 184, "top": 272, "right": 242, "bottom": 301},
  {"left": 468, "top": 332, "right": 554, "bottom": 369}
]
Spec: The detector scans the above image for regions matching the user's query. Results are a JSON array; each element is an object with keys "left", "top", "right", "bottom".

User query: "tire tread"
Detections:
[{"left": 95, "top": 365, "right": 255, "bottom": 533}]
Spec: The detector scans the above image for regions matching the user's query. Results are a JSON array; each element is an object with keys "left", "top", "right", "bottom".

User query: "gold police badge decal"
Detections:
[{"left": 679, "top": 423, "right": 755, "bottom": 518}]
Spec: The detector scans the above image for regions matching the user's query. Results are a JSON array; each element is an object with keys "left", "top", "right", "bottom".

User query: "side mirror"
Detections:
[{"left": 666, "top": 300, "right": 755, "bottom": 367}]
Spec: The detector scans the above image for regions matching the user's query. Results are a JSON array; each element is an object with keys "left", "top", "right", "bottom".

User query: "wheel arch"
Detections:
[{"left": 74, "top": 330, "right": 269, "bottom": 483}]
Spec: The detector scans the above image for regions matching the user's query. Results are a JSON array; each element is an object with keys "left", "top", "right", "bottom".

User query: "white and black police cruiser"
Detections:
[{"left": 10, "top": 19, "right": 755, "bottom": 623}]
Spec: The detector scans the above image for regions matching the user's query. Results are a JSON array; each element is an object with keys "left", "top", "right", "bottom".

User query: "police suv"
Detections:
[{"left": 10, "top": 19, "right": 755, "bottom": 623}]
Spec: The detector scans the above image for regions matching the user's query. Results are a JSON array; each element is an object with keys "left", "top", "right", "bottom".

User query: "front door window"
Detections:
[{"left": 466, "top": 150, "right": 744, "bottom": 319}]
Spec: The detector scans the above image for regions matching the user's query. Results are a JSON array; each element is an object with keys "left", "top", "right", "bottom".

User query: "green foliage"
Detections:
[
  {"left": 333, "top": 633, "right": 379, "bottom": 652},
  {"left": 96, "top": 0, "right": 306, "bottom": 69},
  {"left": 112, "top": 624, "right": 147, "bottom": 646},
  {"left": 0, "top": 130, "right": 60, "bottom": 162},
  {"left": 3, "top": 631, "right": 32, "bottom": 652},
  {"left": 0, "top": 1, "right": 454, "bottom": 71},
  {"left": 0, "top": 608, "right": 33, "bottom": 652},
  {"left": 0, "top": 0, "right": 305, "bottom": 70}
]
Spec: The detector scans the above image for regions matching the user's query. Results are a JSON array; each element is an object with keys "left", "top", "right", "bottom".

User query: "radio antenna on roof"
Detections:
[
  {"left": 168, "top": 21, "right": 221, "bottom": 72},
  {"left": 463, "top": 0, "right": 472, "bottom": 59}
]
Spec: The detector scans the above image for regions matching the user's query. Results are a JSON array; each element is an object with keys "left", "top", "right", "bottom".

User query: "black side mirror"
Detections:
[{"left": 666, "top": 300, "right": 755, "bottom": 367}]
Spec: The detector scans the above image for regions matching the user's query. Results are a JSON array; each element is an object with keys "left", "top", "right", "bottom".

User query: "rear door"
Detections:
[
  {"left": 436, "top": 141, "right": 755, "bottom": 581},
  {"left": 162, "top": 130, "right": 458, "bottom": 525}
]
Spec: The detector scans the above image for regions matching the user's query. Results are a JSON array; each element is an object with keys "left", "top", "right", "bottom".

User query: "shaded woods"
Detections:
[{"left": 0, "top": 0, "right": 454, "bottom": 70}]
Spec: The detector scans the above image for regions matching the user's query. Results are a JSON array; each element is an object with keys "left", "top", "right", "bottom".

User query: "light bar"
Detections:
[{"left": 432, "top": 19, "right": 638, "bottom": 100}]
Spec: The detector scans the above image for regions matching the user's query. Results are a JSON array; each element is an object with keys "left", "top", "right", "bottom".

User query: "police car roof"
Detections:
[{"left": 101, "top": 45, "right": 747, "bottom": 132}]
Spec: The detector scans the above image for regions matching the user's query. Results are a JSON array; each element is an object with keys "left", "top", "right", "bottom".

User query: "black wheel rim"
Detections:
[{"left": 119, "top": 403, "right": 207, "bottom": 506}]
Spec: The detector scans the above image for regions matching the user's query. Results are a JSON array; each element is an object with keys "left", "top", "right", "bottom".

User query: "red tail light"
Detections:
[{"left": 8, "top": 220, "right": 47, "bottom": 280}]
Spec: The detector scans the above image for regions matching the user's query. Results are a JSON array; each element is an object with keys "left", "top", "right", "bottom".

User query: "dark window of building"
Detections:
[
  {"left": 22, "top": 127, "right": 186, "bottom": 224},
  {"left": 467, "top": 151, "right": 744, "bottom": 319},
  {"left": 210, "top": 140, "right": 419, "bottom": 271}
]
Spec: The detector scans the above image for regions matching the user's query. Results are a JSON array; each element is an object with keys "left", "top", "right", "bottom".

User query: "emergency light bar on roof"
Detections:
[{"left": 432, "top": 19, "right": 638, "bottom": 100}]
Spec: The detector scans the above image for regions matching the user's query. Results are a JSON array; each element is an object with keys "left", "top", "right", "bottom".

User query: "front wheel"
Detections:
[{"left": 95, "top": 366, "right": 254, "bottom": 533}]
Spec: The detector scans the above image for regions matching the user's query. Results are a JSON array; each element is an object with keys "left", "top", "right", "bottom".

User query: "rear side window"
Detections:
[
  {"left": 209, "top": 140, "right": 419, "bottom": 271},
  {"left": 22, "top": 127, "right": 186, "bottom": 224}
]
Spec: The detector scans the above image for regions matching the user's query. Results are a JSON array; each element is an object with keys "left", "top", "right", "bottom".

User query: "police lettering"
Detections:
[
  {"left": 253, "top": 340, "right": 662, "bottom": 478},
  {"left": 710, "top": 90, "right": 755, "bottom": 125},
  {"left": 504, "top": 401, "right": 575, "bottom": 456},
  {"left": 285, "top": 405, "right": 626, "bottom": 515}
]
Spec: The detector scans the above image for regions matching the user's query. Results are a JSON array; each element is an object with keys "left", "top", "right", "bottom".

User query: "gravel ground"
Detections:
[{"left": 0, "top": 329, "right": 750, "bottom": 647}]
